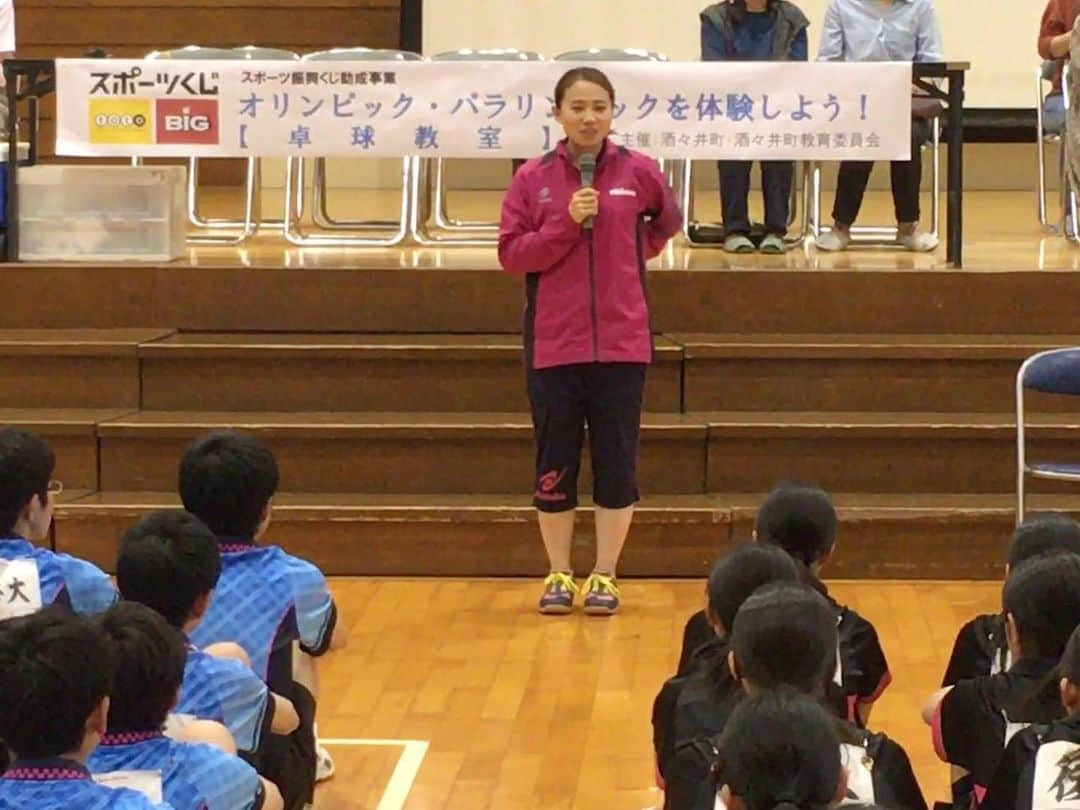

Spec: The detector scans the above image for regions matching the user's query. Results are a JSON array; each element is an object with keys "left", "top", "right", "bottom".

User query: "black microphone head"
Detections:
[{"left": 578, "top": 153, "right": 596, "bottom": 186}]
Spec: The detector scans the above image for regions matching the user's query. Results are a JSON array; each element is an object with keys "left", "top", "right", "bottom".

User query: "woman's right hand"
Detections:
[{"left": 568, "top": 188, "right": 600, "bottom": 224}]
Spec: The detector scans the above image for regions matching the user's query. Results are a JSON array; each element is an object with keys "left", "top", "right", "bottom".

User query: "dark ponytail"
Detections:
[
  {"left": 718, "top": 689, "right": 840, "bottom": 810},
  {"left": 1003, "top": 553, "right": 1080, "bottom": 713}
]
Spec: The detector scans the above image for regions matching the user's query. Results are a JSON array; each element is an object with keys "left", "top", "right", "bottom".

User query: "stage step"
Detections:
[
  {"left": 93, "top": 410, "right": 1080, "bottom": 496},
  {"left": 137, "top": 333, "right": 684, "bottom": 412},
  {"left": 675, "top": 333, "right": 1080, "bottom": 412},
  {"left": 0, "top": 329, "right": 172, "bottom": 409},
  {"left": 703, "top": 411, "right": 1080, "bottom": 495},
  {"left": 53, "top": 491, "right": 1080, "bottom": 580},
  {"left": 11, "top": 266, "right": 1080, "bottom": 335},
  {"left": 94, "top": 410, "right": 709, "bottom": 495},
  {"left": 0, "top": 408, "right": 133, "bottom": 491}
]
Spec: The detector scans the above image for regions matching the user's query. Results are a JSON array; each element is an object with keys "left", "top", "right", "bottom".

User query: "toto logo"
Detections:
[
  {"left": 155, "top": 99, "right": 219, "bottom": 145},
  {"left": 87, "top": 99, "right": 152, "bottom": 144},
  {"left": 94, "top": 112, "right": 147, "bottom": 128}
]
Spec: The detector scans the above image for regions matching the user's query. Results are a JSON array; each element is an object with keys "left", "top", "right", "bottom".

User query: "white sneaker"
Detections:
[
  {"left": 315, "top": 744, "right": 335, "bottom": 782},
  {"left": 815, "top": 229, "right": 850, "bottom": 251},
  {"left": 897, "top": 230, "right": 939, "bottom": 252}
]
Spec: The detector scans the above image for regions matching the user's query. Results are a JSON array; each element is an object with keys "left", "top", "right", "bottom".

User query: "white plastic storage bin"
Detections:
[{"left": 17, "top": 165, "right": 186, "bottom": 261}]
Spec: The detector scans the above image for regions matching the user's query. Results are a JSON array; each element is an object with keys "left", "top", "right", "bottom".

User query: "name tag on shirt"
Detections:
[
  {"left": 1033, "top": 740, "right": 1080, "bottom": 808},
  {"left": 93, "top": 770, "right": 164, "bottom": 803},
  {"left": 163, "top": 712, "right": 197, "bottom": 739},
  {"left": 839, "top": 743, "right": 875, "bottom": 805},
  {"left": 0, "top": 559, "right": 42, "bottom": 620}
]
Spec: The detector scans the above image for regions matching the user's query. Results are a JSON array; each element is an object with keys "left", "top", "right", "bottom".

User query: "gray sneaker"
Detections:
[
  {"left": 815, "top": 229, "right": 851, "bottom": 252},
  {"left": 723, "top": 234, "right": 755, "bottom": 254},
  {"left": 759, "top": 233, "right": 787, "bottom": 254},
  {"left": 897, "top": 230, "right": 939, "bottom": 252}
]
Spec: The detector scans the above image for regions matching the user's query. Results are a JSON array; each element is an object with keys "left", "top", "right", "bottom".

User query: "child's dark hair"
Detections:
[
  {"left": 1061, "top": 624, "right": 1080, "bottom": 687},
  {"left": 554, "top": 67, "right": 615, "bottom": 107},
  {"left": 116, "top": 509, "right": 221, "bottom": 628},
  {"left": 707, "top": 543, "right": 801, "bottom": 634},
  {"left": 731, "top": 582, "right": 838, "bottom": 697},
  {"left": 1008, "top": 512, "right": 1080, "bottom": 569},
  {"left": 0, "top": 607, "right": 112, "bottom": 758},
  {"left": 179, "top": 430, "right": 279, "bottom": 538},
  {"left": 0, "top": 427, "right": 54, "bottom": 536},
  {"left": 97, "top": 601, "right": 187, "bottom": 734},
  {"left": 718, "top": 689, "right": 841, "bottom": 810},
  {"left": 1003, "top": 552, "right": 1080, "bottom": 660},
  {"left": 755, "top": 482, "right": 837, "bottom": 567}
]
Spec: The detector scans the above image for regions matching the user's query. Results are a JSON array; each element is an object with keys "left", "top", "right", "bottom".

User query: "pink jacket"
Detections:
[{"left": 498, "top": 139, "right": 683, "bottom": 370}]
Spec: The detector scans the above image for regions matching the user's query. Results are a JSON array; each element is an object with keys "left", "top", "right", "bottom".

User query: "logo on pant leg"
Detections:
[{"left": 535, "top": 467, "right": 568, "bottom": 502}]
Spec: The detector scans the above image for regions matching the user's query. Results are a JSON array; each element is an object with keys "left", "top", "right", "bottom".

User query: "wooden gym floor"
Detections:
[{"left": 314, "top": 577, "right": 1000, "bottom": 809}]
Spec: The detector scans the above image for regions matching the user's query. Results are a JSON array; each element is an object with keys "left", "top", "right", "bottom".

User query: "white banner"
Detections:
[{"left": 56, "top": 59, "right": 912, "bottom": 161}]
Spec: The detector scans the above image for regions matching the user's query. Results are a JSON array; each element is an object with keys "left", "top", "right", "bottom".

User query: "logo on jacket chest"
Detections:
[
  {"left": 538, "top": 186, "right": 552, "bottom": 204},
  {"left": 609, "top": 187, "right": 638, "bottom": 197}
]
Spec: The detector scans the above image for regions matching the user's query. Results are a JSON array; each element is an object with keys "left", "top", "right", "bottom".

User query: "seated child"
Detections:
[
  {"left": 942, "top": 513, "right": 1080, "bottom": 686},
  {"left": 116, "top": 509, "right": 300, "bottom": 758},
  {"left": 754, "top": 482, "right": 890, "bottom": 727},
  {"left": 0, "top": 427, "right": 115, "bottom": 616},
  {"left": 652, "top": 543, "right": 800, "bottom": 795},
  {"left": 179, "top": 430, "right": 347, "bottom": 808},
  {"left": 87, "top": 601, "right": 282, "bottom": 810},
  {"left": 924, "top": 552, "right": 1080, "bottom": 803},
  {"left": 727, "top": 583, "right": 926, "bottom": 810},
  {"left": 981, "top": 622, "right": 1080, "bottom": 809},
  {"left": 0, "top": 606, "right": 170, "bottom": 809},
  {"left": 715, "top": 690, "right": 845, "bottom": 810}
]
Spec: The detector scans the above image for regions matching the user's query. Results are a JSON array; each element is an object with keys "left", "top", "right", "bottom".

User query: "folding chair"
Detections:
[
  {"left": 1037, "top": 60, "right": 1070, "bottom": 233},
  {"left": 1017, "top": 347, "right": 1080, "bottom": 523},
  {"left": 283, "top": 47, "right": 423, "bottom": 247},
  {"left": 145, "top": 46, "right": 299, "bottom": 245},
  {"left": 409, "top": 49, "right": 545, "bottom": 244}
]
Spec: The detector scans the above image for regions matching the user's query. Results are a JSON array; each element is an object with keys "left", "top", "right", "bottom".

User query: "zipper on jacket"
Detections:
[{"left": 586, "top": 229, "right": 599, "bottom": 361}]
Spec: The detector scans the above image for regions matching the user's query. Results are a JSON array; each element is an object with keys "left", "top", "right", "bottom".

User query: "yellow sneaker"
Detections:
[
  {"left": 582, "top": 573, "right": 620, "bottom": 615},
  {"left": 538, "top": 571, "right": 578, "bottom": 615}
]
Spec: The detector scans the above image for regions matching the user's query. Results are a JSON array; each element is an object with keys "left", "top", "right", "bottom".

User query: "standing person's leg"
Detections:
[
  {"left": 528, "top": 363, "right": 587, "bottom": 614},
  {"left": 816, "top": 160, "right": 874, "bottom": 251},
  {"left": 719, "top": 160, "right": 755, "bottom": 253},
  {"left": 759, "top": 160, "right": 795, "bottom": 254},
  {"left": 582, "top": 362, "right": 647, "bottom": 615},
  {"left": 894, "top": 118, "right": 937, "bottom": 251}
]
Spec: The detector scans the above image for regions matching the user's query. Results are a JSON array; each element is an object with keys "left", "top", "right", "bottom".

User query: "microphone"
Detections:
[{"left": 578, "top": 153, "right": 596, "bottom": 229}]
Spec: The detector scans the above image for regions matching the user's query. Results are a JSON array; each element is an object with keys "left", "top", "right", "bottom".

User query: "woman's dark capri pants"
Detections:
[{"left": 526, "top": 361, "right": 647, "bottom": 512}]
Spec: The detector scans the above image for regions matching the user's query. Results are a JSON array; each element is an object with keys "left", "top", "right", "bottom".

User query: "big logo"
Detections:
[
  {"left": 88, "top": 99, "right": 152, "bottom": 144},
  {"left": 155, "top": 99, "right": 219, "bottom": 145}
]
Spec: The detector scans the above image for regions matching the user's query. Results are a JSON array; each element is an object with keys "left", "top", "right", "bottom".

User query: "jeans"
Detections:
[
  {"left": 1044, "top": 93, "right": 1066, "bottom": 136},
  {"left": 718, "top": 160, "right": 794, "bottom": 236}
]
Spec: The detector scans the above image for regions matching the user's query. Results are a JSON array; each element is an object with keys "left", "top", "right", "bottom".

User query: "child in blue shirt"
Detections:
[
  {"left": 0, "top": 427, "right": 116, "bottom": 616},
  {"left": 0, "top": 607, "right": 172, "bottom": 810},
  {"left": 87, "top": 601, "right": 282, "bottom": 810},
  {"left": 116, "top": 509, "right": 299, "bottom": 759},
  {"left": 180, "top": 430, "right": 348, "bottom": 809}
]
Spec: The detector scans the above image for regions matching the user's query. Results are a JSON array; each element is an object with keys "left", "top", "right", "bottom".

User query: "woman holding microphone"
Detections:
[{"left": 498, "top": 67, "right": 683, "bottom": 616}]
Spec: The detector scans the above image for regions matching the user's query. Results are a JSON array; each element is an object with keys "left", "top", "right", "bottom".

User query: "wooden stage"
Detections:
[{"left": 0, "top": 190, "right": 1077, "bottom": 579}]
